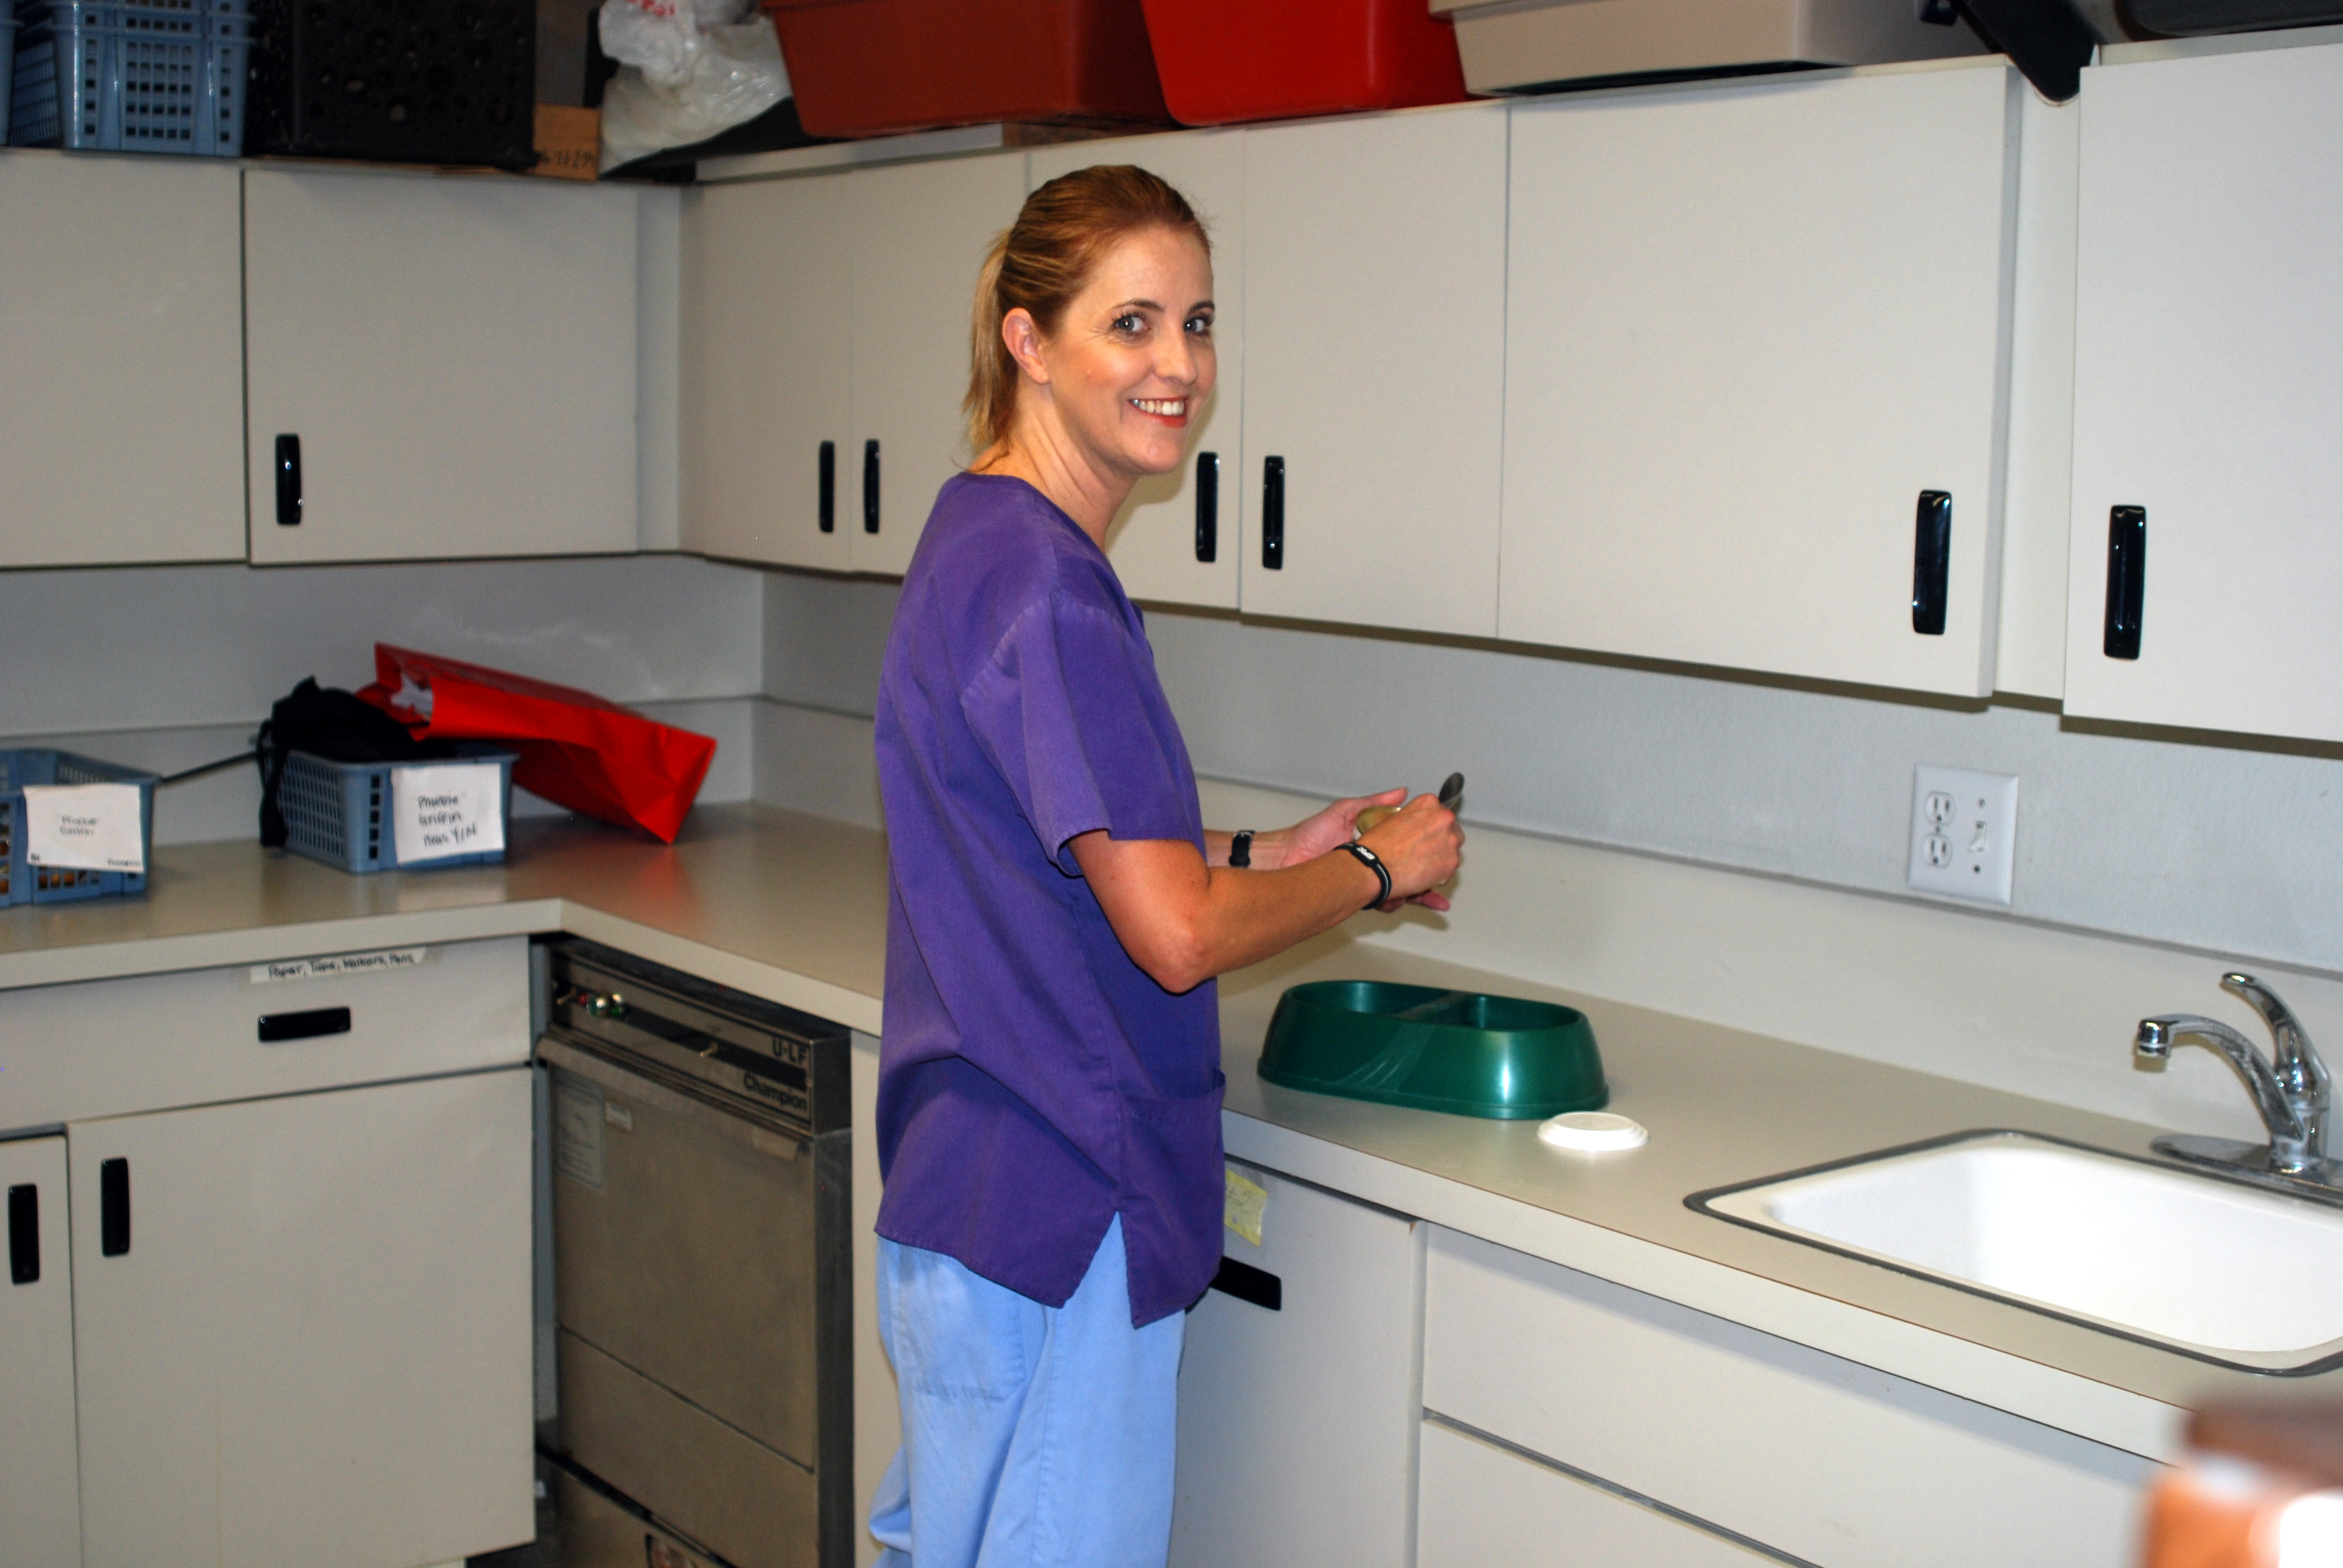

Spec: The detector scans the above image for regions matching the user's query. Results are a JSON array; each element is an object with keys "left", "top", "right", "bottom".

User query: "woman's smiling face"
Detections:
[{"left": 1029, "top": 224, "right": 1216, "bottom": 487}]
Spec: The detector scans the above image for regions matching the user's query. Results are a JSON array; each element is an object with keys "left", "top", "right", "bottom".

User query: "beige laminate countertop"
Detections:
[{"left": 4, "top": 803, "right": 2329, "bottom": 1457}]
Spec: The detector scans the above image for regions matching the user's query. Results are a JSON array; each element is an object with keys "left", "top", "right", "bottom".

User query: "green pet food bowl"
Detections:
[{"left": 1257, "top": 981, "right": 1607, "bottom": 1120}]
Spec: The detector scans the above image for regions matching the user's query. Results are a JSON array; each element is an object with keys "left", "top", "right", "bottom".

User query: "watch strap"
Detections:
[
  {"left": 1334, "top": 841, "right": 1393, "bottom": 910},
  {"left": 1230, "top": 829, "right": 1254, "bottom": 869}
]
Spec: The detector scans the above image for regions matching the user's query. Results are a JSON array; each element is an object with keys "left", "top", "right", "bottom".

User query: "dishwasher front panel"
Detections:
[{"left": 547, "top": 1041, "right": 823, "bottom": 1470}]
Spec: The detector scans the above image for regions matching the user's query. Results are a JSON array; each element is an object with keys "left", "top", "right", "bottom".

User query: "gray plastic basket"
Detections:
[
  {"left": 0, "top": 748, "right": 157, "bottom": 907},
  {"left": 277, "top": 744, "right": 517, "bottom": 875},
  {"left": 9, "top": 0, "right": 249, "bottom": 154}
]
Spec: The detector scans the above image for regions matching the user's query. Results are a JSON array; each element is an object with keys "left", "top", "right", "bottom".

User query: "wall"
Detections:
[
  {"left": 0, "top": 555, "right": 765, "bottom": 844},
  {"left": 752, "top": 568, "right": 2341, "bottom": 1135}
]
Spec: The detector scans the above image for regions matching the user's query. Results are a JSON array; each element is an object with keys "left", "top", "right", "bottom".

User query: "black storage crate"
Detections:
[{"left": 244, "top": 0, "right": 534, "bottom": 170}]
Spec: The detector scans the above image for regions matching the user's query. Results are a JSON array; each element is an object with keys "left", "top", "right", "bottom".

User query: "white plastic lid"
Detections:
[{"left": 1538, "top": 1111, "right": 1648, "bottom": 1152}]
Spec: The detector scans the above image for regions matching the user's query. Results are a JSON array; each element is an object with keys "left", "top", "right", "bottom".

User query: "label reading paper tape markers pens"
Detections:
[
  {"left": 21, "top": 783, "right": 145, "bottom": 874},
  {"left": 392, "top": 763, "right": 505, "bottom": 864}
]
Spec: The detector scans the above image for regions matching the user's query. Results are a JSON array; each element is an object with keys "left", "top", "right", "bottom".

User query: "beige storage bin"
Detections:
[{"left": 1430, "top": 0, "right": 1986, "bottom": 96}]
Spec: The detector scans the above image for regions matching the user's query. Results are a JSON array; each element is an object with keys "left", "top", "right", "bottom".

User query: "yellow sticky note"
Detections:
[{"left": 1224, "top": 1166, "right": 1267, "bottom": 1247}]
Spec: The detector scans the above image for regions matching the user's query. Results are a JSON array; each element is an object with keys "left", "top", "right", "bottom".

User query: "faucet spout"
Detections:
[{"left": 2137, "top": 1013, "right": 2315, "bottom": 1172}]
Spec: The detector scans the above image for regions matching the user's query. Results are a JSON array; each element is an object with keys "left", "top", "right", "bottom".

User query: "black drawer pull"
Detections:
[
  {"left": 1209, "top": 1255, "right": 1281, "bottom": 1311},
  {"left": 1261, "top": 456, "right": 1285, "bottom": 570},
  {"left": 8, "top": 1183, "right": 37, "bottom": 1285},
  {"left": 1194, "top": 450, "right": 1219, "bottom": 563},
  {"left": 2103, "top": 505, "right": 2145, "bottom": 660},
  {"left": 258, "top": 1006, "right": 352, "bottom": 1044},
  {"left": 862, "top": 439, "right": 881, "bottom": 534},
  {"left": 100, "top": 1159, "right": 130, "bottom": 1258},
  {"left": 1910, "top": 489, "right": 1951, "bottom": 636},
  {"left": 818, "top": 440, "right": 836, "bottom": 533},
  {"left": 274, "top": 434, "right": 303, "bottom": 527}
]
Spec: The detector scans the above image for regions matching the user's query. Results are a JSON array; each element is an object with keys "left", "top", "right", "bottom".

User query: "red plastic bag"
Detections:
[{"left": 358, "top": 644, "right": 716, "bottom": 844}]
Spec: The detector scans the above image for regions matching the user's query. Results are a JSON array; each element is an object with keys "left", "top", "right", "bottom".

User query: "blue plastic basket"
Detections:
[
  {"left": 278, "top": 745, "right": 518, "bottom": 875},
  {"left": 8, "top": 0, "right": 248, "bottom": 154},
  {"left": 0, "top": 749, "right": 157, "bottom": 907}
]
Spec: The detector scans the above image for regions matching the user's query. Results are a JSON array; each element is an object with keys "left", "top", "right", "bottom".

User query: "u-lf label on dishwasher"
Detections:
[{"left": 553, "top": 1072, "right": 606, "bottom": 1191}]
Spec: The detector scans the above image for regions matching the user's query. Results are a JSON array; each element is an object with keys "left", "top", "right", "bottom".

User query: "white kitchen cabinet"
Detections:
[
  {"left": 1418, "top": 1418, "right": 1772, "bottom": 1568},
  {"left": 848, "top": 152, "right": 1029, "bottom": 575},
  {"left": 1422, "top": 1227, "right": 2154, "bottom": 1568},
  {"left": 244, "top": 168, "right": 640, "bottom": 564},
  {"left": 1029, "top": 131, "right": 1248, "bottom": 610},
  {"left": 683, "top": 172, "right": 856, "bottom": 572},
  {"left": 1499, "top": 64, "right": 2020, "bottom": 696},
  {"left": 0, "top": 152, "right": 245, "bottom": 568},
  {"left": 1239, "top": 105, "right": 1509, "bottom": 636},
  {"left": 71, "top": 1068, "right": 534, "bottom": 1568},
  {"left": 0, "top": 1134, "right": 82, "bottom": 1568},
  {"left": 2064, "top": 38, "right": 2343, "bottom": 743},
  {"left": 1168, "top": 1163, "right": 1423, "bottom": 1568}
]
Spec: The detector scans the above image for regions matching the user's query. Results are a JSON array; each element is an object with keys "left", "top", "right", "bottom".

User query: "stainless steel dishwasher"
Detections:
[{"left": 537, "top": 936, "right": 852, "bottom": 1568}]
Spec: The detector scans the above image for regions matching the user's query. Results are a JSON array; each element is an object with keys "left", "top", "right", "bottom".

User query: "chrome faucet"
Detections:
[{"left": 2134, "top": 972, "right": 2338, "bottom": 1197}]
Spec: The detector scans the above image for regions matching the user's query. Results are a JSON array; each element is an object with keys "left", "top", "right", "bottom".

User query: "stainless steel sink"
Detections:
[{"left": 1690, "top": 1130, "right": 2343, "bottom": 1373}]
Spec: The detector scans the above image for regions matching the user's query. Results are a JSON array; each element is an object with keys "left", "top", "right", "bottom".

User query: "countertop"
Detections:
[{"left": 5, "top": 803, "right": 2329, "bottom": 1459}]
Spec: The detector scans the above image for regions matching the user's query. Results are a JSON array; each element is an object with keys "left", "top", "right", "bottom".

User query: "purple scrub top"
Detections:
[{"left": 873, "top": 472, "right": 1224, "bottom": 1328}]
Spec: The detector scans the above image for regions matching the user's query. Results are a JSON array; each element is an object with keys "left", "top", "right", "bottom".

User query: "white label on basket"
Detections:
[
  {"left": 392, "top": 763, "right": 505, "bottom": 864},
  {"left": 21, "top": 783, "right": 145, "bottom": 874},
  {"left": 249, "top": 947, "right": 430, "bottom": 985}
]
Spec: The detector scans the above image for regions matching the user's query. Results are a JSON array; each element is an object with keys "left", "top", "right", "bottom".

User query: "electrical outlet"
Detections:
[{"left": 1907, "top": 765, "right": 2017, "bottom": 906}]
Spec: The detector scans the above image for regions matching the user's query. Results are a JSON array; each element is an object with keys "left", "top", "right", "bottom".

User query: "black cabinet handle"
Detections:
[
  {"left": 258, "top": 1006, "right": 352, "bottom": 1044},
  {"left": 1210, "top": 1255, "right": 1282, "bottom": 1310},
  {"left": 100, "top": 1158, "right": 130, "bottom": 1257},
  {"left": 2104, "top": 505, "right": 2145, "bottom": 660},
  {"left": 8, "top": 1183, "right": 37, "bottom": 1285},
  {"left": 818, "top": 440, "right": 836, "bottom": 534},
  {"left": 1194, "top": 450, "right": 1219, "bottom": 563},
  {"left": 1910, "top": 489, "right": 1952, "bottom": 636},
  {"left": 862, "top": 439, "right": 881, "bottom": 534},
  {"left": 274, "top": 434, "right": 303, "bottom": 527},
  {"left": 1260, "top": 456, "right": 1285, "bottom": 570}
]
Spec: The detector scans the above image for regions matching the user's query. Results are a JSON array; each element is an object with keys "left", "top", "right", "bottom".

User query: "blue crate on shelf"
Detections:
[
  {"left": 8, "top": 0, "right": 248, "bottom": 154},
  {"left": 0, "top": 749, "right": 157, "bottom": 907},
  {"left": 278, "top": 744, "right": 518, "bottom": 875}
]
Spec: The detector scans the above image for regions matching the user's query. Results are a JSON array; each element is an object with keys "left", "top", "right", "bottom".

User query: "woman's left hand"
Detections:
[{"left": 1248, "top": 788, "right": 1407, "bottom": 869}]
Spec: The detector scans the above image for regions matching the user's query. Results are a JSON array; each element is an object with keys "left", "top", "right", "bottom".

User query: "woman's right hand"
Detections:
[{"left": 1357, "top": 793, "right": 1464, "bottom": 912}]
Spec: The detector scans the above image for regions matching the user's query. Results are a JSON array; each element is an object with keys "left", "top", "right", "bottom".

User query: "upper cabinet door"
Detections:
[
  {"left": 0, "top": 154, "right": 244, "bottom": 568},
  {"left": 1029, "top": 131, "right": 1247, "bottom": 611},
  {"left": 2065, "top": 41, "right": 2343, "bottom": 743},
  {"left": 683, "top": 173, "right": 855, "bottom": 571},
  {"left": 1499, "top": 67, "right": 2019, "bottom": 697},
  {"left": 1239, "top": 106, "right": 1509, "bottom": 637},
  {"left": 848, "top": 152, "right": 1029, "bottom": 576},
  {"left": 244, "top": 169, "right": 640, "bottom": 564}
]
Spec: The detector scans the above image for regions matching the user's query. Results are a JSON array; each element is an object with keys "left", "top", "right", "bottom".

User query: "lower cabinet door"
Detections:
[
  {"left": 0, "top": 1134, "right": 82, "bottom": 1568},
  {"left": 72, "top": 1068, "right": 534, "bottom": 1568},
  {"left": 1418, "top": 1419, "right": 1772, "bottom": 1568},
  {"left": 1168, "top": 1163, "right": 1423, "bottom": 1568}
]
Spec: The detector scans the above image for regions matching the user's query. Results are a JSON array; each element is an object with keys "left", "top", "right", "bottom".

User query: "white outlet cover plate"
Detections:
[{"left": 1908, "top": 764, "right": 2018, "bottom": 906}]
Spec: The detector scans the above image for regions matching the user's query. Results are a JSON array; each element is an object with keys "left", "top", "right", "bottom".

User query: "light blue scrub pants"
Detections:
[{"left": 870, "top": 1218, "right": 1186, "bottom": 1568}]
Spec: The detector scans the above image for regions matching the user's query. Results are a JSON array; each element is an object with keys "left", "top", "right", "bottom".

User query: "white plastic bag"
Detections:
[{"left": 597, "top": 0, "right": 791, "bottom": 171}]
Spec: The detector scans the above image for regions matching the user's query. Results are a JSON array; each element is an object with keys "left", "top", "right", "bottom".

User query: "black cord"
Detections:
[{"left": 157, "top": 748, "right": 261, "bottom": 787}]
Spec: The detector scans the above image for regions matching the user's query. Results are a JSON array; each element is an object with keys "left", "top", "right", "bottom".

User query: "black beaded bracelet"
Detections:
[
  {"left": 1230, "top": 829, "right": 1254, "bottom": 869},
  {"left": 1334, "top": 841, "right": 1392, "bottom": 910}
]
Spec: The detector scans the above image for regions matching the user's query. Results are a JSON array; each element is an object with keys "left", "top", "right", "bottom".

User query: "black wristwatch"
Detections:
[
  {"left": 1230, "top": 829, "right": 1254, "bottom": 868},
  {"left": 1334, "top": 841, "right": 1392, "bottom": 909}
]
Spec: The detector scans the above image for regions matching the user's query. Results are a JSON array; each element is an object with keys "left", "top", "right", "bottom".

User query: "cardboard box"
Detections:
[{"left": 532, "top": 105, "right": 601, "bottom": 181}]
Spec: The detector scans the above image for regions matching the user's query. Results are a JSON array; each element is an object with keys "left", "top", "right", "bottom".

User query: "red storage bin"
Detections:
[
  {"left": 764, "top": 0, "right": 1168, "bottom": 139},
  {"left": 1139, "top": 0, "right": 1470, "bottom": 127}
]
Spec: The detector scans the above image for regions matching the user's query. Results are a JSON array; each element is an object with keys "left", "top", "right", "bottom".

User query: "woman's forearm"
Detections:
[{"left": 1071, "top": 834, "right": 1380, "bottom": 993}]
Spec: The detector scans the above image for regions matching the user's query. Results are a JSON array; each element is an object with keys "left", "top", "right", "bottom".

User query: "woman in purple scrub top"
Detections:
[{"left": 867, "top": 165, "right": 1464, "bottom": 1568}]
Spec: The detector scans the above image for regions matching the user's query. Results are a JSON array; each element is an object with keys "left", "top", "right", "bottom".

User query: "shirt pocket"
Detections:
[{"left": 1114, "top": 1076, "right": 1229, "bottom": 1292}]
